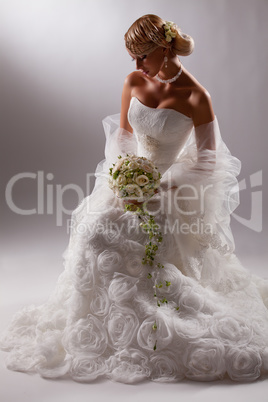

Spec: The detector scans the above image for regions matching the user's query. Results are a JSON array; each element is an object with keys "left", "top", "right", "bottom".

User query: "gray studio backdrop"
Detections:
[{"left": 0, "top": 0, "right": 267, "bottom": 273}]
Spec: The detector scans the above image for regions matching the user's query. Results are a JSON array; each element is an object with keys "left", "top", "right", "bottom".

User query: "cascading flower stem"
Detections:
[
  {"left": 124, "top": 203, "right": 171, "bottom": 307},
  {"left": 124, "top": 202, "right": 179, "bottom": 350},
  {"left": 110, "top": 154, "right": 179, "bottom": 350}
]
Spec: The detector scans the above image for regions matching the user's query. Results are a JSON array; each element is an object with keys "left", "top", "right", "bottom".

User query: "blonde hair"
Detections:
[{"left": 124, "top": 14, "right": 194, "bottom": 57}]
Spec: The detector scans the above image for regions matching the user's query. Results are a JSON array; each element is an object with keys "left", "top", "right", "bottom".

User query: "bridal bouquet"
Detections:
[{"left": 109, "top": 154, "right": 161, "bottom": 202}]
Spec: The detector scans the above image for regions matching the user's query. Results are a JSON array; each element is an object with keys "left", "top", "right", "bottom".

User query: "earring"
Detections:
[{"left": 164, "top": 56, "right": 168, "bottom": 68}]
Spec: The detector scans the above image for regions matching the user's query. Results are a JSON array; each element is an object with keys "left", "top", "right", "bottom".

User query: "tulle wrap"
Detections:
[{"left": 0, "top": 110, "right": 268, "bottom": 384}]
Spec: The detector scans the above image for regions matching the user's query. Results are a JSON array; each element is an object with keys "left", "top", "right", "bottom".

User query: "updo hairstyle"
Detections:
[{"left": 124, "top": 14, "right": 194, "bottom": 57}]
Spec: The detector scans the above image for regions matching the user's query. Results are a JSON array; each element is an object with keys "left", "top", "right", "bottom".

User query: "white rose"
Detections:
[
  {"left": 134, "top": 292, "right": 157, "bottom": 318},
  {"left": 142, "top": 184, "right": 150, "bottom": 192},
  {"left": 97, "top": 250, "right": 123, "bottom": 275},
  {"left": 72, "top": 257, "right": 96, "bottom": 295},
  {"left": 226, "top": 346, "right": 262, "bottom": 381},
  {"left": 105, "top": 305, "right": 139, "bottom": 349},
  {"left": 102, "top": 225, "right": 122, "bottom": 244},
  {"left": 112, "top": 161, "right": 122, "bottom": 173},
  {"left": 108, "top": 273, "right": 138, "bottom": 303},
  {"left": 117, "top": 174, "right": 127, "bottom": 185},
  {"left": 76, "top": 225, "right": 98, "bottom": 245},
  {"left": 137, "top": 311, "right": 174, "bottom": 351},
  {"left": 142, "top": 192, "right": 150, "bottom": 200},
  {"left": 135, "top": 175, "right": 150, "bottom": 186},
  {"left": 126, "top": 216, "right": 147, "bottom": 243},
  {"left": 128, "top": 161, "right": 138, "bottom": 170},
  {"left": 178, "top": 286, "right": 205, "bottom": 313},
  {"left": 108, "top": 360, "right": 149, "bottom": 383},
  {"left": 137, "top": 158, "right": 146, "bottom": 164},
  {"left": 125, "top": 183, "right": 143, "bottom": 196},
  {"left": 173, "top": 314, "right": 210, "bottom": 340},
  {"left": 149, "top": 351, "right": 185, "bottom": 382},
  {"left": 132, "top": 171, "right": 138, "bottom": 181},
  {"left": 183, "top": 339, "right": 226, "bottom": 381},
  {"left": 107, "top": 349, "right": 150, "bottom": 383},
  {"left": 125, "top": 254, "right": 144, "bottom": 277},
  {"left": 118, "top": 188, "right": 127, "bottom": 198},
  {"left": 112, "top": 157, "right": 129, "bottom": 173},
  {"left": 88, "top": 232, "right": 103, "bottom": 254},
  {"left": 142, "top": 184, "right": 156, "bottom": 196},
  {"left": 63, "top": 314, "right": 108, "bottom": 357},
  {"left": 142, "top": 164, "right": 153, "bottom": 173},
  {"left": 89, "top": 287, "right": 110, "bottom": 317},
  {"left": 210, "top": 315, "right": 253, "bottom": 346},
  {"left": 156, "top": 262, "right": 185, "bottom": 299},
  {"left": 70, "top": 357, "right": 107, "bottom": 382}
]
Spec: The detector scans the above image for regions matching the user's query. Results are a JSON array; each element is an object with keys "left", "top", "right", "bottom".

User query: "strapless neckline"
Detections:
[{"left": 131, "top": 96, "right": 192, "bottom": 120}]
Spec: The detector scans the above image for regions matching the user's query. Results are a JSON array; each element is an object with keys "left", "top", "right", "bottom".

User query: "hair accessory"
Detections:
[{"left": 163, "top": 21, "right": 177, "bottom": 42}]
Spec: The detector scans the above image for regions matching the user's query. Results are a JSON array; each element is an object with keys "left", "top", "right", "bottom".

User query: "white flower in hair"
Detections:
[{"left": 163, "top": 21, "right": 177, "bottom": 42}]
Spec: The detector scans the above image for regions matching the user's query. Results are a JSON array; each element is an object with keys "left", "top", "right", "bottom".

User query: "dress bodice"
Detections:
[{"left": 128, "top": 96, "right": 194, "bottom": 173}]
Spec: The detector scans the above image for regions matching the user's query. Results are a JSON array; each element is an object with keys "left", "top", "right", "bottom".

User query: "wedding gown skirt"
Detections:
[{"left": 1, "top": 96, "right": 268, "bottom": 383}]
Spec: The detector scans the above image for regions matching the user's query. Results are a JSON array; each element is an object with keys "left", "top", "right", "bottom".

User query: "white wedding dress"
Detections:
[{"left": 1, "top": 96, "right": 268, "bottom": 383}]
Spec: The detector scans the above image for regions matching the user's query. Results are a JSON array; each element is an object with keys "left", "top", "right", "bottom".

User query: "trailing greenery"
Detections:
[{"left": 124, "top": 202, "right": 180, "bottom": 350}]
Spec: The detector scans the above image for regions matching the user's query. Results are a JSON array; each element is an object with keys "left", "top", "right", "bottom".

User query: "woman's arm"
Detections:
[
  {"left": 157, "top": 89, "right": 217, "bottom": 194},
  {"left": 192, "top": 89, "right": 216, "bottom": 150},
  {"left": 120, "top": 75, "right": 134, "bottom": 132},
  {"left": 191, "top": 89, "right": 216, "bottom": 171}
]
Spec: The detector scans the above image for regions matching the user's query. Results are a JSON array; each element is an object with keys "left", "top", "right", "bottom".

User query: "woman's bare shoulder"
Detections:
[
  {"left": 123, "top": 70, "right": 146, "bottom": 88},
  {"left": 171, "top": 70, "right": 213, "bottom": 123},
  {"left": 190, "top": 85, "right": 215, "bottom": 126},
  {"left": 180, "top": 69, "right": 214, "bottom": 126},
  {"left": 120, "top": 71, "right": 146, "bottom": 131}
]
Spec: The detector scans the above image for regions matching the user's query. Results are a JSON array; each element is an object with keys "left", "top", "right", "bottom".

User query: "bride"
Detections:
[{"left": 1, "top": 14, "right": 268, "bottom": 383}]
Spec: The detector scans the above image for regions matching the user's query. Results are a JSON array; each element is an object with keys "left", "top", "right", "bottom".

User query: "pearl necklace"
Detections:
[{"left": 155, "top": 64, "right": 182, "bottom": 84}]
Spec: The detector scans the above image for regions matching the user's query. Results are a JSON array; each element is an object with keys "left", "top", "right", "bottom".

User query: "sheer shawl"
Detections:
[{"left": 70, "top": 113, "right": 242, "bottom": 287}]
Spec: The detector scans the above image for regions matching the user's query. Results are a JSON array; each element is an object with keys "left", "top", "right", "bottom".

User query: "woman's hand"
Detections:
[{"left": 123, "top": 198, "right": 144, "bottom": 207}]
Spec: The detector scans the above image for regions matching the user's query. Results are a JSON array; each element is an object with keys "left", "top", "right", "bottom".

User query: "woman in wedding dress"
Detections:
[{"left": 1, "top": 14, "right": 268, "bottom": 383}]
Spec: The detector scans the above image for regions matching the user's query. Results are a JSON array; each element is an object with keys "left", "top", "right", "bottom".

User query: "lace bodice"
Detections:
[{"left": 128, "top": 96, "right": 194, "bottom": 173}]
